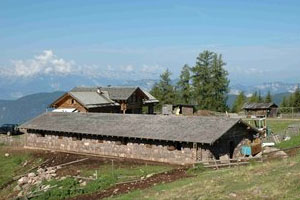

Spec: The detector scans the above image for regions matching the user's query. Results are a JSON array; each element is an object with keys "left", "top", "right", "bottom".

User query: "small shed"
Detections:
[
  {"left": 173, "top": 104, "right": 196, "bottom": 116},
  {"left": 242, "top": 102, "right": 278, "bottom": 118}
]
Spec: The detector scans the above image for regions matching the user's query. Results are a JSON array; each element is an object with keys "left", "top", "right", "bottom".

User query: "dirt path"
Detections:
[{"left": 68, "top": 168, "right": 191, "bottom": 200}]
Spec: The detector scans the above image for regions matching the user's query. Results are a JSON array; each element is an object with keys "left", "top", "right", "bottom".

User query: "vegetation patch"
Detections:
[
  {"left": 107, "top": 155, "right": 300, "bottom": 200},
  {"left": 267, "top": 119, "right": 298, "bottom": 135},
  {"left": 0, "top": 146, "right": 30, "bottom": 188}
]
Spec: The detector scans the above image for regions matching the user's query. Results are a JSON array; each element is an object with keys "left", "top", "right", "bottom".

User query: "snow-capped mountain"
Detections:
[{"left": 229, "top": 82, "right": 299, "bottom": 96}]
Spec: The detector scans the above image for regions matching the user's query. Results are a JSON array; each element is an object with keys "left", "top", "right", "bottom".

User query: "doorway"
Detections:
[{"left": 229, "top": 141, "right": 235, "bottom": 158}]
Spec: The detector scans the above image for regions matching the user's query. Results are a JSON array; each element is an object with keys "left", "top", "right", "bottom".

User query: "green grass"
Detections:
[
  {"left": 276, "top": 134, "right": 300, "bottom": 149},
  {"left": 0, "top": 146, "right": 31, "bottom": 188},
  {"left": 266, "top": 119, "right": 299, "bottom": 135},
  {"left": 81, "top": 164, "right": 172, "bottom": 183},
  {"left": 107, "top": 155, "right": 300, "bottom": 200},
  {"left": 30, "top": 164, "right": 172, "bottom": 200}
]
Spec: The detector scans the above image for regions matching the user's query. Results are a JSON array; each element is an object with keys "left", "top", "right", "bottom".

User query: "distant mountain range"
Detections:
[
  {"left": 0, "top": 73, "right": 298, "bottom": 100},
  {"left": 0, "top": 76, "right": 298, "bottom": 125},
  {"left": 0, "top": 91, "right": 64, "bottom": 125},
  {"left": 229, "top": 82, "right": 299, "bottom": 96},
  {"left": 0, "top": 91, "right": 291, "bottom": 125}
]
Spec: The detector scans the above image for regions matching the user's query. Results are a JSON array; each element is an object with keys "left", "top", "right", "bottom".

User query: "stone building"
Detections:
[
  {"left": 242, "top": 102, "right": 278, "bottom": 118},
  {"left": 19, "top": 112, "right": 261, "bottom": 165},
  {"left": 50, "top": 86, "right": 159, "bottom": 114}
]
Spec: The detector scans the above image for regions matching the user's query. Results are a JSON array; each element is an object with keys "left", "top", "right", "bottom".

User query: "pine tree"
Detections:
[
  {"left": 191, "top": 51, "right": 213, "bottom": 110},
  {"left": 281, "top": 96, "right": 288, "bottom": 107},
  {"left": 177, "top": 64, "right": 191, "bottom": 104},
  {"left": 150, "top": 69, "right": 175, "bottom": 108},
  {"left": 265, "top": 91, "right": 272, "bottom": 103},
  {"left": 249, "top": 91, "right": 258, "bottom": 103},
  {"left": 191, "top": 50, "right": 229, "bottom": 112},
  {"left": 210, "top": 54, "right": 230, "bottom": 111},
  {"left": 293, "top": 86, "right": 300, "bottom": 108},
  {"left": 232, "top": 91, "right": 246, "bottom": 113},
  {"left": 258, "top": 91, "right": 263, "bottom": 103}
]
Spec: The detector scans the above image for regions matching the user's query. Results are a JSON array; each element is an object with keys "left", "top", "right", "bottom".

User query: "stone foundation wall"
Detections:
[
  {"left": 25, "top": 132, "right": 197, "bottom": 165},
  {"left": 0, "top": 135, "right": 24, "bottom": 146}
]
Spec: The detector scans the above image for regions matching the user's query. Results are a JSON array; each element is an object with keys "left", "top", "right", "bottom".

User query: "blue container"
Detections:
[{"left": 241, "top": 146, "right": 251, "bottom": 156}]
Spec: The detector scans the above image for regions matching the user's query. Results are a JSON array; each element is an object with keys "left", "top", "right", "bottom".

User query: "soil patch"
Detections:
[{"left": 68, "top": 168, "right": 191, "bottom": 200}]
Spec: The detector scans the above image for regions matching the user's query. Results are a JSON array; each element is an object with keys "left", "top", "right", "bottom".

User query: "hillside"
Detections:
[
  {"left": 0, "top": 91, "right": 64, "bottom": 125},
  {"left": 226, "top": 92, "right": 291, "bottom": 109},
  {"left": 109, "top": 154, "right": 300, "bottom": 200}
]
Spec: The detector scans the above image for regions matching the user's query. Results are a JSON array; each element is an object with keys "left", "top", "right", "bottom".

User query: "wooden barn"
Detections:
[
  {"left": 242, "top": 102, "right": 278, "bottom": 118},
  {"left": 19, "top": 112, "right": 261, "bottom": 165},
  {"left": 50, "top": 86, "right": 159, "bottom": 114}
]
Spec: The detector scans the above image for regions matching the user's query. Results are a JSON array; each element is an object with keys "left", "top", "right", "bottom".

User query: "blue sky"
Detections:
[{"left": 1, "top": 0, "right": 300, "bottom": 85}]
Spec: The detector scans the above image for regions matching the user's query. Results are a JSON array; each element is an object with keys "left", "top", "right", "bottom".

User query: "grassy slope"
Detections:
[
  {"left": 31, "top": 164, "right": 172, "bottom": 200},
  {"left": 266, "top": 119, "right": 300, "bottom": 135},
  {"left": 0, "top": 145, "right": 31, "bottom": 188},
  {"left": 109, "top": 156, "right": 300, "bottom": 200}
]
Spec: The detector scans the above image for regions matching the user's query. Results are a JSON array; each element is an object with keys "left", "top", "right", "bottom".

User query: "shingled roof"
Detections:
[
  {"left": 242, "top": 102, "right": 278, "bottom": 110},
  {"left": 19, "top": 112, "right": 259, "bottom": 144},
  {"left": 71, "top": 86, "right": 150, "bottom": 101}
]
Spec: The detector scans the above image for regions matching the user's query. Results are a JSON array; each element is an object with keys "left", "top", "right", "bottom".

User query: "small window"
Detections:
[{"left": 71, "top": 99, "right": 76, "bottom": 104}]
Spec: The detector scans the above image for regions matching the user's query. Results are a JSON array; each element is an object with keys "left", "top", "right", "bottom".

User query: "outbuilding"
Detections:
[
  {"left": 19, "top": 112, "right": 261, "bottom": 165},
  {"left": 242, "top": 102, "right": 278, "bottom": 118}
]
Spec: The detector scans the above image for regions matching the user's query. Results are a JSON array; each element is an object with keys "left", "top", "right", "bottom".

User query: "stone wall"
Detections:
[
  {"left": 25, "top": 131, "right": 197, "bottom": 165},
  {"left": 0, "top": 135, "right": 24, "bottom": 146}
]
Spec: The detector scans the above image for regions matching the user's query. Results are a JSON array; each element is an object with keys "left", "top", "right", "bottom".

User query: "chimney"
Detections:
[{"left": 97, "top": 87, "right": 103, "bottom": 94}]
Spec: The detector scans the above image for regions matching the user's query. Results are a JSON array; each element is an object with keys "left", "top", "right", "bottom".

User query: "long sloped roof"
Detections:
[
  {"left": 242, "top": 102, "right": 278, "bottom": 110},
  {"left": 19, "top": 112, "right": 257, "bottom": 144}
]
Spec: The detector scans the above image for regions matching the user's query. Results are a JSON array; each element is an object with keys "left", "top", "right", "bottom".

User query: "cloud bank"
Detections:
[{"left": 0, "top": 50, "right": 164, "bottom": 80}]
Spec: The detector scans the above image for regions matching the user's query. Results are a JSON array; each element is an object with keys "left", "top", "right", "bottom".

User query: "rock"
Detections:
[
  {"left": 60, "top": 176, "right": 66, "bottom": 180},
  {"left": 80, "top": 181, "right": 87, "bottom": 187},
  {"left": 263, "top": 147, "right": 279, "bottom": 154},
  {"left": 56, "top": 165, "right": 62, "bottom": 170},
  {"left": 13, "top": 185, "right": 22, "bottom": 191},
  {"left": 229, "top": 193, "right": 237, "bottom": 198},
  {"left": 28, "top": 172, "right": 36, "bottom": 178},
  {"left": 254, "top": 152, "right": 262, "bottom": 157},
  {"left": 18, "top": 177, "right": 29, "bottom": 185},
  {"left": 140, "top": 177, "right": 145, "bottom": 180},
  {"left": 273, "top": 151, "right": 288, "bottom": 158},
  {"left": 146, "top": 173, "right": 154, "bottom": 178},
  {"left": 17, "top": 191, "right": 23, "bottom": 197},
  {"left": 37, "top": 168, "right": 45, "bottom": 174},
  {"left": 113, "top": 188, "right": 119, "bottom": 194},
  {"left": 219, "top": 154, "right": 230, "bottom": 164},
  {"left": 4, "top": 153, "right": 9, "bottom": 157}
]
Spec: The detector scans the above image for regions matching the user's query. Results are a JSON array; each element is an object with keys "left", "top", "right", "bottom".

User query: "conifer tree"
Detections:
[
  {"left": 232, "top": 91, "right": 246, "bottom": 113},
  {"left": 249, "top": 91, "right": 258, "bottom": 103},
  {"left": 177, "top": 64, "right": 191, "bottom": 104},
  {"left": 265, "top": 91, "right": 272, "bottom": 103},
  {"left": 191, "top": 50, "right": 229, "bottom": 112},
  {"left": 150, "top": 69, "right": 175, "bottom": 108}
]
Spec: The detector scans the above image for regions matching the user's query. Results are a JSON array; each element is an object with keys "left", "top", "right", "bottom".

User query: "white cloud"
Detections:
[
  {"left": 120, "top": 65, "right": 134, "bottom": 72},
  {"left": 0, "top": 50, "right": 165, "bottom": 80},
  {"left": 0, "top": 50, "right": 75, "bottom": 78}
]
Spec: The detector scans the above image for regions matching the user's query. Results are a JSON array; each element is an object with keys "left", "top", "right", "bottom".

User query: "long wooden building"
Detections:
[{"left": 19, "top": 112, "right": 261, "bottom": 165}]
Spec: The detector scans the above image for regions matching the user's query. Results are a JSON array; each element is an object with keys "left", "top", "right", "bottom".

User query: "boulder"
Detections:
[
  {"left": 28, "top": 172, "right": 36, "bottom": 178},
  {"left": 18, "top": 177, "right": 29, "bottom": 185}
]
